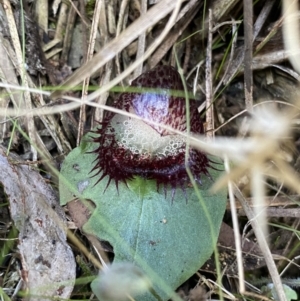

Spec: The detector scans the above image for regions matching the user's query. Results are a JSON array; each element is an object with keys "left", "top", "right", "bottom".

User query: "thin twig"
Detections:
[
  {"left": 243, "top": 0, "right": 253, "bottom": 112},
  {"left": 205, "top": 9, "right": 214, "bottom": 140},
  {"left": 234, "top": 185, "right": 288, "bottom": 301}
]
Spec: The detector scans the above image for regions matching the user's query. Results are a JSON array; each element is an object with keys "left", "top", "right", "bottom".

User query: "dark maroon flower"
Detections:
[{"left": 91, "top": 65, "right": 210, "bottom": 195}]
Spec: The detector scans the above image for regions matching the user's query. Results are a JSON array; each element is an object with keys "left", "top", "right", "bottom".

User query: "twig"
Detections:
[
  {"left": 205, "top": 9, "right": 214, "bottom": 140},
  {"left": 234, "top": 185, "right": 288, "bottom": 301},
  {"left": 243, "top": 0, "right": 253, "bottom": 112}
]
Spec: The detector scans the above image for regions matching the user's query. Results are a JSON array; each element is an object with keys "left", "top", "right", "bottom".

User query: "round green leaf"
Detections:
[{"left": 59, "top": 141, "right": 227, "bottom": 301}]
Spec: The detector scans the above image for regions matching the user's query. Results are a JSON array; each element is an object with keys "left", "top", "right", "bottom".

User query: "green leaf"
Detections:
[{"left": 59, "top": 142, "right": 227, "bottom": 301}]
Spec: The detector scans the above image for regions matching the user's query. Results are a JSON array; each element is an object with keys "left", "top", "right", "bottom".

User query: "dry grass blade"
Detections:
[
  {"left": 211, "top": 0, "right": 239, "bottom": 21},
  {"left": 3, "top": 0, "right": 37, "bottom": 159},
  {"left": 149, "top": 0, "right": 201, "bottom": 68},
  {"left": 234, "top": 186, "right": 288, "bottom": 301},
  {"left": 84, "top": 0, "right": 183, "bottom": 103},
  {"left": 0, "top": 34, "right": 26, "bottom": 132},
  {"left": 243, "top": 0, "right": 253, "bottom": 112},
  {"left": 35, "top": 0, "right": 48, "bottom": 34},
  {"left": 50, "top": 0, "right": 184, "bottom": 99},
  {"left": 224, "top": 157, "right": 245, "bottom": 293},
  {"left": 282, "top": 0, "right": 300, "bottom": 74},
  {"left": 77, "top": 0, "right": 103, "bottom": 145},
  {"left": 134, "top": 0, "right": 147, "bottom": 77}
]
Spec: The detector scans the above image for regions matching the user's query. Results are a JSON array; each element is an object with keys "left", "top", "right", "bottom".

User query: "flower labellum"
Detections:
[{"left": 91, "top": 65, "right": 210, "bottom": 196}]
